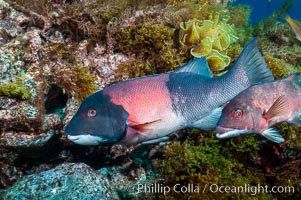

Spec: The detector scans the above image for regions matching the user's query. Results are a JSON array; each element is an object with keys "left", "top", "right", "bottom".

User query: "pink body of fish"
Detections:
[{"left": 216, "top": 73, "right": 301, "bottom": 143}]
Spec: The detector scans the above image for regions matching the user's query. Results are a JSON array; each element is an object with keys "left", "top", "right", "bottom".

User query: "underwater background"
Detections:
[
  {"left": 0, "top": 0, "right": 301, "bottom": 199},
  {"left": 233, "top": 0, "right": 301, "bottom": 24}
]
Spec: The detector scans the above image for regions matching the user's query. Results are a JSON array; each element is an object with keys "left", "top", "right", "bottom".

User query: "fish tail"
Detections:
[{"left": 228, "top": 38, "right": 274, "bottom": 86}]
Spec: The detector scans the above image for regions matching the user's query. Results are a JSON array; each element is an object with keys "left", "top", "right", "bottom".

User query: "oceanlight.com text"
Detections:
[
  {"left": 137, "top": 183, "right": 295, "bottom": 195},
  {"left": 208, "top": 184, "right": 294, "bottom": 196}
]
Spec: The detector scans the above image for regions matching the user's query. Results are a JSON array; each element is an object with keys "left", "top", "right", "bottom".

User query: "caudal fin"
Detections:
[{"left": 229, "top": 38, "right": 274, "bottom": 85}]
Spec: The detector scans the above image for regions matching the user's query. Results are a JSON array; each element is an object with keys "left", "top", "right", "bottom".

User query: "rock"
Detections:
[
  {"left": 0, "top": 0, "right": 63, "bottom": 149},
  {"left": 0, "top": 0, "right": 129, "bottom": 188},
  {"left": 0, "top": 0, "right": 165, "bottom": 194},
  {"left": 98, "top": 164, "right": 162, "bottom": 199},
  {"left": 0, "top": 163, "right": 119, "bottom": 200}
]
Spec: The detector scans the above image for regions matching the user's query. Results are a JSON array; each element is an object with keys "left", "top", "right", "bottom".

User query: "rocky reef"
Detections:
[
  {"left": 0, "top": 0, "right": 301, "bottom": 199},
  {"left": 1, "top": 163, "right": 119, "bottom": 199}
]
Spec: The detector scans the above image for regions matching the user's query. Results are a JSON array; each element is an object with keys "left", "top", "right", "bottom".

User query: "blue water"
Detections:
[{"left": 232, "top": 0, "right": 301, "bottom": 24}]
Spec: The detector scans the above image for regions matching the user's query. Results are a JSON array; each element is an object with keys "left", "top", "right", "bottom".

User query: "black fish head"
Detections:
[{"left": 64, "top": 91, "right": 128, "bottom": 145}]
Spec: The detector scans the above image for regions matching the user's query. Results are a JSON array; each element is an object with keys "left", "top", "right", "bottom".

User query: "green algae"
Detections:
[
  {"left": 112, "top": 2, "right": 250, "bottom": 77},
  {"left": 71, "top": 66, "right": 99, "bottom": 103},
  {"left": 0, "top": 74, "right": 32, "bottom": 100},
  {"left": 32, "top": 42, "right": 98, "bottom": 104},
  {"left": 117, "top": 60, "right": 156, "bottom": 79},
  {"left": 227, "top": 5, "right": 253, "bottom": 45},
  {"left": 157, "top": 132, "right": 272, "bottom": 199},
  {"left": 114, "top": 23, "right": 186, "bottom": 77},
  {"left": 264, "top": 54, "right": 297, "bottom": 79},
  {"left": 156, "top": 129, "right": 301, "bottom": 199},
  {"left": 0, "top": 82, "right": 31, "bottom": 100},
  {"left": 179, "top": 13, "right": 238, "bottom": 73},
  {"left": 52, "top": 65, "right": 98, "bottom": 103}
]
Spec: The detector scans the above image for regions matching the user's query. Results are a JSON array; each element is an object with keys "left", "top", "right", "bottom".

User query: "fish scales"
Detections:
[
  {"left": 103, "top": 74, "right": 172, "bottom": 126},
  {"left": 167, "top": 68, "right": 250, "bottom": 122},
  {"left": 216, "top": 73, "right": 301, "bottom": 143},
  {"left": 65, "top": 38, "right": 274, "bottom": 145},
  {"left": 245, "top": 76, "right": 301, "bottom": 120}
]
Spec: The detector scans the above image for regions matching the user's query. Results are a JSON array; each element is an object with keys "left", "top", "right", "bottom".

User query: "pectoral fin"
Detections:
[
  {"left": 141, "top": 136, "right": 170, "bottom": 145},
  {"left": 128, "top": 119, "right": 161, "bottom": 132},
  {"left": 191, "top": 107, "right": 223, "bottom": 130},
  {"left": 261, "top": 128, "right": 285, "bottom": 143},
  {"left": 263, "top": 95, "right": 289, "bottom": 123}
]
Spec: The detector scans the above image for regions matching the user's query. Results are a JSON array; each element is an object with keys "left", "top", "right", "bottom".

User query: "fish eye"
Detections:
[
  {"left": 233, "top": 108, "right": 243, "bottom": 119},
  {"left": 87, "top": 109, "right": 97, "bottom": 117}
]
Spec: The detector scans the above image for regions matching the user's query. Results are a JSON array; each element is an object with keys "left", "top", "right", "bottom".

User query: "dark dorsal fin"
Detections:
[{"left": 174, "top": 57, "right": 213, "bottom": 78}]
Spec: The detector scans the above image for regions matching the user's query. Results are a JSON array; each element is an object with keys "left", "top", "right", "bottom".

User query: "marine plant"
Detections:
[
  {"left": 0, "top": 82, "right": 31, "bottom": 100},
  {"left": 45, "top": 38, "right": 101, "bottom": 102},
  {"left": 0, "top": 75, "right": 32, "bottom": 100},
  {"left": 117, "top": 59, "right": 156, "bottom": 79},
  {"left": 179, "top": 14, "right": 238, "bottom": 73},
  {"left": 7, "top": 0, "right": 130, "bottom": 43},
  {"left": 253, "top": 2, "right": 301, "bottom": 69},
  {"left": 274, "top": 123, "right": 301, "bottom": 149},
  {"left": 23, "top": 40, "right": 98, "bottom": 104},
  {"left": 157, "top": 132, "right": 273, "bottom": 199},
  {"left": 8, "top": 0, "right": 175, "bottom": 43},
  {"left": 227, "top": 5, "right": 253, "bottom": 45},
  {"left": 227, "top": 5, "right": 251, "bottom": 27},
  {"left": 114, "top": 23, "right": 186, "bottom": 78},
  {"left": 155, "top": 126, "right": 301, "bottom": 199},
  {"left": 50, "top": 65, "right": 98, "bottom": 103},
  {"left": 221, "top": 135, "right": 262, "bottom": 163},
  {"left": 115, "top": 23, "right": 172, "bottom": 59},
  {"left": 197, "top": 1, "right": 224, "bottom": 21},
  {"left": 264, "top": 54, "right": 298, "bottom": 79}
]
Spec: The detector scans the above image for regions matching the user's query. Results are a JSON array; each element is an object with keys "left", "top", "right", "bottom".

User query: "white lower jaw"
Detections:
[
  {"left": 216, "top": 129, "right": 251, "bottom": 139},
  {"left": 67, "top": 135, "right": 108, "bottom": 145}
]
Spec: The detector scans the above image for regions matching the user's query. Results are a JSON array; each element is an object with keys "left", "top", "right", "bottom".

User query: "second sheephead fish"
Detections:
[
  {"left": 64, "top": 38, "right": 274, "bottom": 146},
  {"left": 216, "top": 73, "right": 301, "bottom": 143}
]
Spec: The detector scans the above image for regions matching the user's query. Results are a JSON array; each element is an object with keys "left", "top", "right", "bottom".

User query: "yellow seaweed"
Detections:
[
  {"left": 180, "top": 19, "right": 202, "bottom": 45},
  {"left": 207, "top": 50, "right": 231, "bottom": 72},
  {"left": 190, "top": 37, "right": 212, "bottom": 57},
  {"left": 180, "top": 14, "right": 238, "bottom": 73}
]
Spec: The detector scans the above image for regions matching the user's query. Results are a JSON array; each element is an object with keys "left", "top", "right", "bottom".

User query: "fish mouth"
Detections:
[
  {"left": 215, "top": 127, "right": 252, "bottom": 139},
  {"left": 215, "top": 126, "right": 235, "bottom": 133},
  {"left": 67, "top": 134, "right": 109, "bottom": 145}
]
